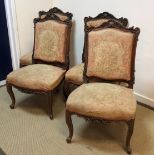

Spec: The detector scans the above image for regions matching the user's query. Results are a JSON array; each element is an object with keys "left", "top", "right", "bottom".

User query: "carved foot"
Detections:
[
  {"left": 66, "top": 137, "right": 72, "bottom": 143},
  {"left": 125, "top": 146, "right": 132, "bottom": 154},
  {"left": 48, "top": 91, "right": 53, "bottom": 120},
  {"left": 49, "top": 115, "right": 53, "bottom": 120},
  {"left": 125, "top": 119, "right": 135, "bottom": 154},
  {"left": 66, "top": 110, "right": 73, "bottom": 143},
  {"left": 10, "top": 104, "right": 15, "bottom": 109}
]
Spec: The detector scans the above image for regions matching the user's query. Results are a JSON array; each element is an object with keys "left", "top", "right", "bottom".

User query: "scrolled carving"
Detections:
[
  {"left": 39, "top": 7, "right": 73, "bottom": 22},
  {"left": 84, "top": 12, "right": 128, "bottom": 28}
]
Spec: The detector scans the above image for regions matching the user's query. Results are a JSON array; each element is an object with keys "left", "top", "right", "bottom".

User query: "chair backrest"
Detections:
[
  {"left": 39, "top": 7, "right": 73, "bottom": 22},
  {"left": 83, "top": 20, "right": 140, "bottom": 88},
  {"left": 33, "top": 11, "right": 73, "bottom": 70},
  {"left": 82, "top": 12, "right": 128, "bottom": 62}
]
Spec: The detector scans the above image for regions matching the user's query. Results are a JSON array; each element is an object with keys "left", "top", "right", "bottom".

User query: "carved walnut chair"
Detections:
[
  {"left": 65, "top": 20, "right": 140, "bottom": 154},
  {"left": 6, "top": 12, "right": 73, "bottom": 119},
  {"left": 63, "top": 12, "right": 128, "bottom": 99},
  {"left": 20, "top": 7, "right": 72, "bottom": 67}
]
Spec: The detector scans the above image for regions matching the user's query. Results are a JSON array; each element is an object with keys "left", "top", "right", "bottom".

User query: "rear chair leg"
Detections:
[
  {"left": 6, "top": 83, "right": 15, "bottom": 109},
  {"left": 66, "top": 110, "right": 73, "bottom": 143},
  {"left": 48, "top": 91, "right": 53, "bottom": 120},
  {"left": 125, "top": 119, "right": 135, "bottom": 154},
  {"left": 63, "top": 81, "right": 68, "bottom": 101}
]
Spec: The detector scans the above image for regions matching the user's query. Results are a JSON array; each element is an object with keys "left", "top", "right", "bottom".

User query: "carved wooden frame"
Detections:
[
  {"left": 33, "top": 11, "right": 72, "bottom": 70},
  {"left": 6, "top": 8, "right": 73, "bottom": 119},
  {"left": 20, "top": 7, "right": 73, "bottom": 68},
  {"left": 39, "top": 7, "right": 73, "bottom": 22},
  {"left": 82, "top": 12, "right": 128, "bottom": 62},
  {"left": 83, "top": 20, "right": 140, "bottom": 88},
  {"left": 65, "top": 20, "right": 140, "bottom": 154},
  {"left": 63, "top": 12, "right": 129, "bottom": 99}
]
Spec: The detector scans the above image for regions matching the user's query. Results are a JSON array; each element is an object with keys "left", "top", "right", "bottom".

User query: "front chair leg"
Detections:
[
  {"left": 125, "top": 119, "right": 135, "bottom": 154},
  {"left": 48, "top": 91, "right": 53, "bottom": 120},
  {"left": 66, "top": 110, "right": 73, "bottom": 143},
  {"left": 6, "top": 83, "right": 15, "bottom": 109}
]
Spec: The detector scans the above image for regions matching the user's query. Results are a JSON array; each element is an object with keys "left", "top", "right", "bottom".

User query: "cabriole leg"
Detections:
[
  {"left": 125, "top": 119, "right": 135, "bottom": 154},
  {"left": 66, "top": 110, "right": 73, "bottom": 143},
  {"left": 48, "top": 91, "right": 53, "bottom": 120},
  {"left": 6, "top": 83, "right": 15, "bottom": 109}
]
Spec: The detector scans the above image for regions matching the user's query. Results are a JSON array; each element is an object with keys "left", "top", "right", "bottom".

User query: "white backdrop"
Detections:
[
  {"left": 14, "top": 0, "right": 52, "bottom": 57},
  {"left": 53, "top": 0, "right": 154, "bottom": 106}
]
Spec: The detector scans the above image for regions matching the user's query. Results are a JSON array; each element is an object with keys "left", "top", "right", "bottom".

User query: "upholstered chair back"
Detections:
[
  {"left": 84, "top": 20, "right": 140, "bottom": 88},
  {"left": 33, "top": 13, "right": 72, "bottom": 70},
  {"left": 82, "top": 12, "right": 128, "bottom": 62}
]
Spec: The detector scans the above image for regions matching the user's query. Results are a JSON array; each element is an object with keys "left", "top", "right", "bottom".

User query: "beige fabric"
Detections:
[
  {"left": 87, "top": 19, "right": 109, "bottom": 28},
  {"left": 40, "top": 14, "right": 46, "bottom": 19},
  {"left": 87, "top": 28, "right": 134, "bottom": 80},
  {"left": 66, "top": 83, "right": 137, "bottom": 121},
  {"left": 0, "top": 85, "right": 153, "bottom": 155},
  {"left": 54, "top": 13, "right": 68, "bottom": 21},
  {"left": 34, "top": 20, "right": 67, "bottom": 63},
  {"left": 40, "top": 13, "right": 68, "bottom": 21},
  {"left": 65, "top": 63, "right": 84, "bottom": 85},
  {"left": 20, "top": 52, "right": 32, "bottom": 66},
  {"left": 7, "top": 64, "right": 66, "bottom": 91}
]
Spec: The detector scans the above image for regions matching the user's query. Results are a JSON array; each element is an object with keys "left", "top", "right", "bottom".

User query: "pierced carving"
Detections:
[
  {"left": 39, "top": 7, "right": 73, "bottom": 22},
  {"left": 84, "top": 12, "right": 128, "bottom": 28}
]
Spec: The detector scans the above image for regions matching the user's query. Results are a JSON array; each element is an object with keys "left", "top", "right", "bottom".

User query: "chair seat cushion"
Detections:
[
  {"left": 7, "top": 64, "right": 66, "bottom": 91},
  {"left": 66, "top": 83, "right": 137, "bottom": 121},
  {"left": 65, "top": 63, "right": 84, "bottom": 85},
  {"left": 20, "top": 52, "right": 33, "bottom": 66}
]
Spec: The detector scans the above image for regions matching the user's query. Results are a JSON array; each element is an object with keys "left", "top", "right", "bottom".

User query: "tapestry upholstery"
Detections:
[
  {"left": 20, "top": 52, "right": 32, "bottom": 66},
  {"left": 87, "top": 28, "right": 134, "bottom": 80},
  {"left": 40, "top": 14, "right": 46, "bottom": 19},
  {"left": 66, "top": 83, "right": 136, "bottom": 120},
  {"left": 34, "top": 20, "right": 67, "bottom": 63},
  {"left": 40, "top": 13, "right": 68, "bottom": 21},
  {"left": 87, "top": 19, "right": 109, "bottom": 28},
  {"left": 54, "top": 13, "right": 68, "bottom": 21},
  {"left": 65, "top": 63, "right": 84, "bottom": 85},
  {"left": 7, "top": 64, "right": 66, "bottom": 91}
]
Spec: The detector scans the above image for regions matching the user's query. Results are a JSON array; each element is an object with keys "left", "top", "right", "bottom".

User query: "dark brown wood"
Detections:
[
  {"left": 66, "top": 110, "right": 73, "bottom": 143},
  {"left": 63, "top": 80, "right": 79, "bottom": 100},
  {"left": 6, "top": 83, "right": 15, "bottom": 109},
  {"left": 39, "top": 7, "right": 73, "bottom": 22},
  {"left": 125, "top": 119, "right": 135, "bottom": 154},
  {"left": 83, "top": 20, "right": 140, "bottom": 88},
  {"left": 48, "top": 91, "right": 53, "bottom": 120}
]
